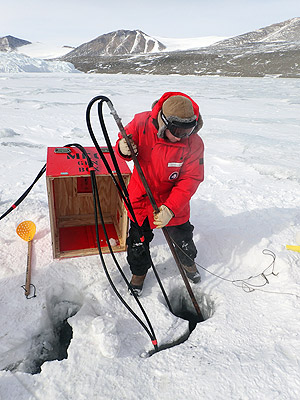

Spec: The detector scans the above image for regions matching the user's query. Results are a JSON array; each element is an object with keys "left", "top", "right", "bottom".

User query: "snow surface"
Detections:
[{"left": 0, "top": 72, "right": 300, "bottom": 400}]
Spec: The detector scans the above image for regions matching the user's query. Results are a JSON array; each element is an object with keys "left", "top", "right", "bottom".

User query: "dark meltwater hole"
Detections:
[
  {"left": 147, "top": 286, "right": 214, "bottom": 356},
  {"left": 169, "top": 286, "right": 214, "bottom": 330},
  {"left": 2, "top": 286, "right": 82, "bottom": 375},
  {"left": 171, "top": 293, "right": 204, "bottom": 332},
  {"left": 26, "top": 309, "right": 76, "bottom": 375}
]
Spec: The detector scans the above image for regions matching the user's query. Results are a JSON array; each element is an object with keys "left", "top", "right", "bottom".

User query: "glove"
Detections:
[
  {"left": 118, "top": 135, "right": 138, "bottom": 157},
  {"left": 153, "top": 205, "right": 174, "bottom": 229}
]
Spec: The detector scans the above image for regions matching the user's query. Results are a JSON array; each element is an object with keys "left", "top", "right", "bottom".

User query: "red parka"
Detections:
[{"left": 116, "top": 92, "right": 204, "bottom": 229}]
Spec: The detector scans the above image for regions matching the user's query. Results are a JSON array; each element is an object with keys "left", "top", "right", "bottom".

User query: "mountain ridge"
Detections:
[
  {"left": 212, "top": 17, "right": 300, "bottom": 47},
  {"left": 64, "top": 29, "right": 166, "bottom": 57},
  {"left": 60, "top": 18, "right": 300, "bottom": 78},
  {"left": 1, "top": 17, "right": 300, "bottom": 78}
]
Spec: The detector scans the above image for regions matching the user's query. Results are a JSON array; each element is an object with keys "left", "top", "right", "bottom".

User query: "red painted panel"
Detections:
[
  {"left": 59, "top": 224, "right": 119, "bottom": 252},
  {"left": 77, "top": 177, "right": 92, "bottom": 193},
  {"left": 46, "top": 147, "right": 130, "bottom": 177}
]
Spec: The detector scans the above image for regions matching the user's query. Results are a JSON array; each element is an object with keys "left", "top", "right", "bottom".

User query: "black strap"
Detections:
[{"left": 0, "top": 163, "right": 46, "bottom": 221}]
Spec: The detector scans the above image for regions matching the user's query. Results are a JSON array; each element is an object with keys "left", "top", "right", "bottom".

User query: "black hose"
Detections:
[
  {"left": 86, "top": 96, "right": 173, "bottom": 314},
  {"left": 65, "top": 143, "right": 158, "bottom": 350},
  {"left": 0, "top": 164, "right": 46, "bottom": 221}
]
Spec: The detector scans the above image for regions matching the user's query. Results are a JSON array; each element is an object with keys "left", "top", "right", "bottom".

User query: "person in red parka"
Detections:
[{"left": 116, "top": 92, "right": 204, "bottom": 296}]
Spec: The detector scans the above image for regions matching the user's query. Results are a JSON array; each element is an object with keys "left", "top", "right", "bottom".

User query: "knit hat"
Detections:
[{"left": 157, "top": 95, "right": 200, "bottom": 138}]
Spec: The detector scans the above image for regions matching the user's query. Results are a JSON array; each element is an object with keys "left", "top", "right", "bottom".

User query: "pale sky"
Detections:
[{"left": 1, "top": 0, "right": 299, "bottom": 46}]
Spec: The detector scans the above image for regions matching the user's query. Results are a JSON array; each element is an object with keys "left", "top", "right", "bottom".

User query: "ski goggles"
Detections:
[{"left": 161, "top": 111, "right": 197, "bottom": 138}]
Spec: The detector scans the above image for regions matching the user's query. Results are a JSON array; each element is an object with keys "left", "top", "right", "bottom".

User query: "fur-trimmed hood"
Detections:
[{"left": 150, "top": 92, "right": 203, "bottom": 137}]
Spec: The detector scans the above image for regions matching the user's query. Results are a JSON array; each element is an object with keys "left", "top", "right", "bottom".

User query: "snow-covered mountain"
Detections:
[
  {"left": 0, "top": 31, "right": 228, "bottom": 74},
  {"left": 64, "top": 30, "right": 166, "bottom": 57},
  {"left": 60, "top": 18, "right": 300, "bottom": 78},
  {"left": 1, "top": 32, "right": 226, "bottom": 61},
  {"left": 0, "top": 31, "right": 225, "bottom": 74},
  {"left": 1, "top": 18, "right": 300, "bottom": 77},
  {"left": 62, "top": 30, "right": 228, "bottom": 59},
  {"left": 0, "top": 35, "right": 31, "bottom": 52},
  {"left": 212, "top": 16, "right": 300, "bottom": 47}
]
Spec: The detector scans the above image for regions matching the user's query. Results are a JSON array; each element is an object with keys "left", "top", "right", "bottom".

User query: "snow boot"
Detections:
[
  {"left": 183, "top": 264, "right": 201, "bottom": 284},
  {"left": 129, "top": 273, "right": 147, "bottom": 297}
]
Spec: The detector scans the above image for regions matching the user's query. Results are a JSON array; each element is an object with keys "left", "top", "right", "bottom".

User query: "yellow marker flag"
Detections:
[{"left": 286, "top": 245, "right": 300, "bottom": 253}]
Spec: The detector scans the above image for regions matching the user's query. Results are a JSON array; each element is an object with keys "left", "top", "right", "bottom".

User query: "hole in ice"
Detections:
[
  {"left": 2, "top": 286, "right": 82, "bottom": 375},
  {"left": 169, "top": 287, "right": 213, "bottom": 332},
  {"left": 147, "top": 287, "right": 214, "bottom": 356}
]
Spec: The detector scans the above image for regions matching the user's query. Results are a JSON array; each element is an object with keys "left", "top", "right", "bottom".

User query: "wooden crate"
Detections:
[{"left": 46, "top": 146, "right": 131, "bottom": 259}]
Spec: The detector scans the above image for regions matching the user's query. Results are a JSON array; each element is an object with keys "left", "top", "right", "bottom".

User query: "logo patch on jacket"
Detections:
[{"left": 169, "top": 171, "right": 179, "bottom": 180}]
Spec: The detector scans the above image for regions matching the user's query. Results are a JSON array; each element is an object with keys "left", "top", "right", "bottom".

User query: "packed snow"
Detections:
[{"left": 0, "top": 72, "right": 299, "bottom": 400}]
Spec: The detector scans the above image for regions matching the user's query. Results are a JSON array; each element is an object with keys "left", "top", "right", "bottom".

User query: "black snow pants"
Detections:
[{"left": 126, "top": 218, "right": 197, "bottom": 276}]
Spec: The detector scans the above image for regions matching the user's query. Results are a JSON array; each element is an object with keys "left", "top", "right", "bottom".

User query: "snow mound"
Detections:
[{"left": 0, "top": 52, "right": 80, "bottom": 73}]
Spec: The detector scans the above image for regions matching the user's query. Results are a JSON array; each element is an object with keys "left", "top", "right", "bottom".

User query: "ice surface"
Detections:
[
  {"left": 0, "top": 52, "right": 79, "bottom": 73},
  {"left": 0, "top": 72, "right": 299, "bottom": 400}
]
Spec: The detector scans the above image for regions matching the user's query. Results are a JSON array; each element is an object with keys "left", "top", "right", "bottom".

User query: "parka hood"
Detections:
[{"left": 150, "top": 91, "right": 203, "bottom": 135}]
